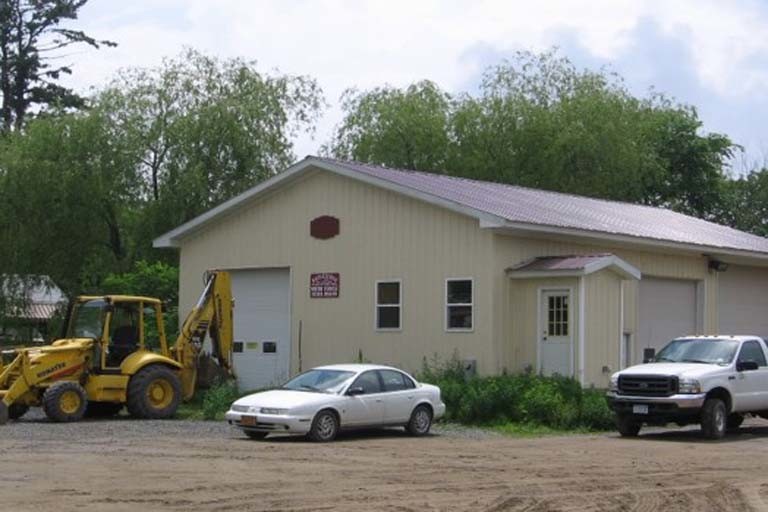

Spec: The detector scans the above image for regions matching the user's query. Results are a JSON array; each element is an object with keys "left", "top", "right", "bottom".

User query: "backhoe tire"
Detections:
[
  {"left": 86, "top": 402, "right": 123, "bottom": 418},
  {"left": 701, "top": 398, "right": 727, "bottom": 440},
  {"left": 43, "top": 381, "right": 87, "bottom": 422},
  {"left": 0, "top": 402, "right": 8, "bottom": 425},
  {"left": 127, "top": 365, "right": 181, "bottom": 419},
  {"left": 8, "top": 404, "right": 29, "bottom": 420}
]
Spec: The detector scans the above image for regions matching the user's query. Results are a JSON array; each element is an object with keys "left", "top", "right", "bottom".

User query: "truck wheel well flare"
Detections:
[{"left": 706, "top": 387, "right": 732, "bottom": 412}]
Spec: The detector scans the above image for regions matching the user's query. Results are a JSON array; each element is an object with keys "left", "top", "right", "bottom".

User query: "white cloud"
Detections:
[{"left": 59, "top": 0, "right": 768, "bottom": 160}]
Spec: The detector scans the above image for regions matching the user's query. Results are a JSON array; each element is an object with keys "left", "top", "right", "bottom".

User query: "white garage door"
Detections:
[
  {"left": 719, "top": 265, "right": 768, "bottom": 338},
  {"left": 637, "top": 277, "right": 697, "bottom": 363},
  {"left": 231, "top": 268, "right": 291, "bottom": 391}
]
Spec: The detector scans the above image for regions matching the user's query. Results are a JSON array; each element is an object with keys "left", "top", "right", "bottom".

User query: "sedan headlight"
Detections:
[
  {"left": 678, "top": 378, "right": 701, "bottom": 394},
  {"left": 259, "top": 407, "right": 289, "bottom": 415},
  {"left": 609, "top": 375, "right": 619, "bottom": 392}
]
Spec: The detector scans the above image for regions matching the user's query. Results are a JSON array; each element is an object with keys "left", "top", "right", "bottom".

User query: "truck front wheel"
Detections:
[
  {"left": 701, "top": 398, "right": 727, "bottom": 439},
  {"left": 616, "top": 413, "right": 641, "bottom": 437}
]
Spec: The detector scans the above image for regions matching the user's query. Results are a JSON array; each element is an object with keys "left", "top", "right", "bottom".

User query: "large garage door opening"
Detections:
[
  {"left": 719, "top": 265, "right": 768, "bottom": 338},
  {"left": 230, "top": 268, "right": 291, "bottom": 390},
  {"left": 637, "top": 277, "right": 697, "bottom": 364}
]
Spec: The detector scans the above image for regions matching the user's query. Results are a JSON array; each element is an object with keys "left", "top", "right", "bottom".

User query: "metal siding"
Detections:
[
  {"left": 494, "top": 233, "right": 715, "bottom": 386},
  {"left": 179, "top": 170, "right": 496, "bottom": 378},
  {"left": 584, "top": 271, "right": 622, "bottom": 387}
]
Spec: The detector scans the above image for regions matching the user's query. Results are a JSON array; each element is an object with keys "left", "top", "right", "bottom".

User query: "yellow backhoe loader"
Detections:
[{"left": 0, "top": 270, "right": 234, "bottom": 424}]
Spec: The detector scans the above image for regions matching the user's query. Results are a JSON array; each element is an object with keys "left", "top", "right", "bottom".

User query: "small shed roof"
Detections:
[{"left": 507, "top": 254, "right": 641, "bottom": 280}]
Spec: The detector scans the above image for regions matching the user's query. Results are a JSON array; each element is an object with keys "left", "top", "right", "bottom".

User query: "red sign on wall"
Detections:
[{"left": 310, "top": 273, "right": 340, "bottom": 298}]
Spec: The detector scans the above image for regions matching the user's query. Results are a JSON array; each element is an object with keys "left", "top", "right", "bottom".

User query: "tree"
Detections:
[
  {"left": 327, "top": 80, "right": 451, "bottom": 171},
  {"left": 329, "top": 50, "right": 736, "bottom": 219},
  {"left": 0, "top": 0, "right": 115, "bottom": 133},
  {"left": 96, "top": 49, "right": 324, "bottom": 259},
  {"left": 719, "top": 169, "right": 768, "bottom": 237}
]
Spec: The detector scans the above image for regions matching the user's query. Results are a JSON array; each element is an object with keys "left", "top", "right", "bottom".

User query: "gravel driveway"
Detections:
[{"left": 3, "top": 410, "right": 768, "bottom": 511}]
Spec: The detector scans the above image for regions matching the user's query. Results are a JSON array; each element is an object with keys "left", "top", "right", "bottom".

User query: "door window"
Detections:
[
  {"left": 351, "top": 371, "right": 382, "bottom": 394},
  {"left": 738, "top": 340, "right": 767, "bottom": 366},
  {"left": 547, "top": 294, "right": 569, "bottom": 336},
  {"left": 378, "top": 370, "right": 412, "bottom": 391}
]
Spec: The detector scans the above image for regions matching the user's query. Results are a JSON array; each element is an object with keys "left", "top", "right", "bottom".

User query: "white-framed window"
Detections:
[
  {"left": 375, "top": 280, "right": 401, "bottom": 331},
  {"left": 446, "top": 278, "right": 473, "bottom": 331}
]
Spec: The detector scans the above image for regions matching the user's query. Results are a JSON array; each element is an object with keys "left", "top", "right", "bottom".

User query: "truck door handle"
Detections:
[
  {"left": 375, "top": 399, "right": 383, "bottom": 403},
  {"left": 728, "top": 376, "right": 736, "bottom": 380},
  {"left": 407, "top": 396, "right": 413, "bottom": 400}
]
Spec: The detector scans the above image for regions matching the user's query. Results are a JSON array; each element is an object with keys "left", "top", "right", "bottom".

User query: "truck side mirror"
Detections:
[
  {"left": 643, "top": 348, "right": 656, "bottom": 364},
  {"left": 737, "top": 360, "right": 759, "bottom": 372}
]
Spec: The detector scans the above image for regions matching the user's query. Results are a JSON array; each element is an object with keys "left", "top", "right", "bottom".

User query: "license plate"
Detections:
[
  {"left": 632, "top": 404, "right": 649, "bottom": 415},
  {"left": 241, "top": 415, "right": 258, "bottom": 426}
]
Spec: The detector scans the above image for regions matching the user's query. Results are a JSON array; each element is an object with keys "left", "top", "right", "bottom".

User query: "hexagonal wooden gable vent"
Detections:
[{"left": 310, "top": 215, "right": 339, "bottom": 240}]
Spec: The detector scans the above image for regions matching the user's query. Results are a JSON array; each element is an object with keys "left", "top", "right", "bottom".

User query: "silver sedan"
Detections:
[{"left": 225, "top": 364, "right": 446, "bottom": 442}]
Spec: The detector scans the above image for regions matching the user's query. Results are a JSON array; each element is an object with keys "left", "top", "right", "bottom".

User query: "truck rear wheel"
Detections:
[
  {"left": 726, "top": 413, "right": 744, "bottom": 431},
  {"left": 127, "top": 365, "right": 181, "bottom": 419},
  {"left": 43, "top": 381, "right": 87, "bottom": 422},
  {"left": 616, "top": 413, "right": 641, "bottom": 437},
  {"left": 701, "top": 398, "right": 726, "bottom": 439}
]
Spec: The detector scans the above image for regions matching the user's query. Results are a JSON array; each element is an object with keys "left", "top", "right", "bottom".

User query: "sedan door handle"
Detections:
[
  {"left": 375, "top": 399, "right": 383, "bottom": 403},
  {"left": 407, "top": 396, "right": 414, "bottom": 400}
]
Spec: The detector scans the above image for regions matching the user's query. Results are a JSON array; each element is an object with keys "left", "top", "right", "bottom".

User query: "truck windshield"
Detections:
[
  {"left": 654, "top": 338, "right": 739, "bottom": 365},
  {"left": 67, "top": 299, "right": 105, "bottom": 339}
]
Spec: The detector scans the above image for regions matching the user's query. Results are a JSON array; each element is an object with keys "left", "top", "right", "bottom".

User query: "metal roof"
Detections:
[
  {"left": 315, "top": 157, "right": 768, "bottom": 256},
  {"left": 153, "top": 156, "right": 768, "bottom": 258}
]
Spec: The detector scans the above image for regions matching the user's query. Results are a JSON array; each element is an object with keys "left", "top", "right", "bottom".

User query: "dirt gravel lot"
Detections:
[{"left": 3, "top": 413, "right": 768, "bottom": 512}]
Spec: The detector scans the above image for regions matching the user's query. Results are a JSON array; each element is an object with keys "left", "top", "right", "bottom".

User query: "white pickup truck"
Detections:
[{"left": 606, "top": 335, "right": 768, "bottom": 439}]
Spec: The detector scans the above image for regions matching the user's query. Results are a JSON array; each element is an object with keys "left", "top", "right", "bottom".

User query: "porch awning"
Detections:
[{"left": 506, "top": 253, "right": 641, "bottom": 280}]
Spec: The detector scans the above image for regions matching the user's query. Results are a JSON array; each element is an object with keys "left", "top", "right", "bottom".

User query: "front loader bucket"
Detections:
[{"left": 0, "top": 402, "right": 7, "bottom": 425}]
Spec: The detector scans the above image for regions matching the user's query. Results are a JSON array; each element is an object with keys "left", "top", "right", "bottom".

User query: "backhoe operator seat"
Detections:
[{"left": 109, "top": 325, "right": 138, "bottom": 366}]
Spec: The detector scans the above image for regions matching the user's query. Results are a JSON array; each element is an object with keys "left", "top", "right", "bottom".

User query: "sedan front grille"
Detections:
[{"left": 618, "top": 375, "right": 678, "bottom": 396}]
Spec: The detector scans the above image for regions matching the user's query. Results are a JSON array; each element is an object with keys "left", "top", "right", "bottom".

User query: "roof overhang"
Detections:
[
  {"left": 153, "top": 157, "right": 768, "bottom": 264},
  {"left": 153, "top": 156, "right": 508, "bottom": 248},
  {"left": 507, "top": 254, "right": 641, "bottom": 280}
]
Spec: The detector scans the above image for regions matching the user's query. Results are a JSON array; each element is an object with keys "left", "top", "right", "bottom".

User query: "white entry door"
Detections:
[
  {"left": 231, "top": 268, "right": 291, "bottom": 391},
  {"left": 539, "top": 290, "right": 572, "bottom": 377}
]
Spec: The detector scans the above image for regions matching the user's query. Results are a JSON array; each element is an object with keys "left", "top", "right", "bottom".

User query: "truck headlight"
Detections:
[
  {"left": 609, "top": 375, "right": 619, "bottom": 392},
  {"left": 678, "top": 378, "right": 701, "bottom": 394},
  {"left": 259, "top": 407, "right": 288, "bottom": 415}
]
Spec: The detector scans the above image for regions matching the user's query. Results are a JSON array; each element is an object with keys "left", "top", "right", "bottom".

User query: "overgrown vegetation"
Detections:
[
  {"left": 177, "top": 380, "right": 242, "bottom": 421},
  {"left": 417, "top": 355, "right": 614, "bottom": 431}
]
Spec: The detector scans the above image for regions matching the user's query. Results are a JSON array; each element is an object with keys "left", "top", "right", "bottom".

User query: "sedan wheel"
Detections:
[
  {"left": 406, "top": 405, "right": 432, "bottom": 436},
  {"left": 309, "top": 410, "right": 339, "bottom": 442}
]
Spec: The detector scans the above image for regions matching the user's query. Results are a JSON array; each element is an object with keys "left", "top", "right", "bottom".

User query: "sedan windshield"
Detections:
[
  {"left": 654, "top": 338, "right": 739, "bottom": 365},
  {"left": 282, "top": 369, "right": 355, "bottom": 393}
]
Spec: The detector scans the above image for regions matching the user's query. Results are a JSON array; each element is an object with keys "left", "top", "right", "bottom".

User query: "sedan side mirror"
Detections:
[
  {"left": 737, "top": 360, "right": 759, "bottom": 372},
  {"left": 346, "top": 386, "right": 365, "bottom": 396}
]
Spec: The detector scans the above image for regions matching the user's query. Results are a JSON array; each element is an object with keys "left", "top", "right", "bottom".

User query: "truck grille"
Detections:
[{"left": 618, "top": 375, "right": 678, "bottom": 396}]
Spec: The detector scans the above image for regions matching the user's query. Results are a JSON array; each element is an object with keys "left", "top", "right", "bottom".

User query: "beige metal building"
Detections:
[{"left": 154, "top": 157, "right": 768, "bottom": 390}]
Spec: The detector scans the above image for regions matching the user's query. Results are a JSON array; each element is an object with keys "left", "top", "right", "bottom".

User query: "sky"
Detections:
[{"left": 60, "top": 0, "right": 768, "bottom": 174}]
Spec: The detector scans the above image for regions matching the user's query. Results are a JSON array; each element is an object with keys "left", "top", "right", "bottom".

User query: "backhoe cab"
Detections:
[{"left": 0, "top": 270, "right": 234, "bottom": 424}]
